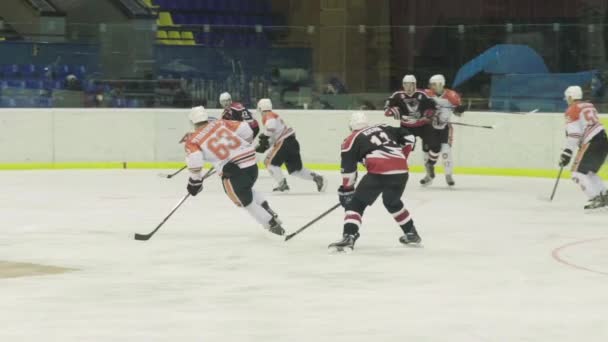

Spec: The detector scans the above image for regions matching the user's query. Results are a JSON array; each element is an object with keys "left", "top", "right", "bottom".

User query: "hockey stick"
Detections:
[
  {"left": 285, "top": 203, "right": 342, "bottom": 241},
  {"left": 135, "top": 168, "right": 216, "bottom": 241},
  {"left": 550, "top": 166, "right": 564, "bottom": 202},
  {"left": 508, "top": 108, "right": 539, "bottom": 115},
  {"left": 158, "top": 165, "right": 188, "bottom": 179},
  {"left": 450, "top": 122, "right": 495, "bottom": 129}
]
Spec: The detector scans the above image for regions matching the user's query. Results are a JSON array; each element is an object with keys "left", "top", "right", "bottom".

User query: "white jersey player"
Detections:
[
  {"left": 255, "top": 99, "right": 326, "bottom": 192},
  {"left": 424, "top": 74, "right": 465, "bottom": 186},
  {"left": 184, "top": 106, "right": 286, "bottom": 235},
  {"left": 558, "top": 86, "right": 608, "bottom": 210}
]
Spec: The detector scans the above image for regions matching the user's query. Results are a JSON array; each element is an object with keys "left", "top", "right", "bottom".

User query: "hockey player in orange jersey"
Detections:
[
  {"left": 184, "top": 106, "right": 286, "bottom": 235},
  {"left": 559, "top": 86, "right": 608, "bottom": 210},
  {"left": 424, "top": 74, "right": 466, "bottom": 187},
  {"left": 254, "top": 99, "right": 327, "bottom": 193}
]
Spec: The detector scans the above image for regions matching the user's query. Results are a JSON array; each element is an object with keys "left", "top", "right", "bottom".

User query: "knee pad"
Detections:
[
  {"left": 383, "top": 199, "right": 403, "bottom": 214},
  {"left": 346, "top": 197, "right": 367, "bottom": 215}
]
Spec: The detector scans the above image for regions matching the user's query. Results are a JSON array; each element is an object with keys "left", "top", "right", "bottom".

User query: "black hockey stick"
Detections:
[
  {"left": 285, "top": 203, "right": 342, "bottom": 241},
  {"left": 135, "top": 168, "right": 216, "bottom": 241},
  {"left": 158, "top": 165, "right": 188, "bottom": 179},
  {"left": 450, "top": 122, "right": 495, "bottom": 129},
  {"left": 550, "top": 166, "right": 564, "bottom": 202}
]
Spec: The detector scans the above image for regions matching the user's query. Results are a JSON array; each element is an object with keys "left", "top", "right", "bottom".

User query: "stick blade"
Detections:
[
  {"left": 284, "top": 233, "right": 296, "bottom": 241},
  {"left": 134, "top": 233, "right": 152, "bottom": 241}
]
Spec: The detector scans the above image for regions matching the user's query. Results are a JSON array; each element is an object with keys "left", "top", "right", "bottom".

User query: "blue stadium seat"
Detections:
[
  {"left": 73, "top": 65, "right": 87, "bottom": 78},
  {"left": 56, "top": 65, "right": 71, "bottom": 77},
  {"left": 2, "top": 64, "right": 19, "bottom": 78},
  {"left": 172, "top": 13, "right": 186, "bottom": 24},
  {"left": 127, "top": 99, "right": 139, "bottom": 108},
  {"left": 38, "top": 97, "right": 53, "bottom": 107},
  {"left": 25, "top": 79, "right": 44, "bottom": 89},
  {"left": 1, "top": 97, "right": 17, "bottom": 107},
  {"left": 0, "top": 80, "right": 8, "bottom": 89},
  {"left": 8, "top": 80, "right": 25, "bottom": 88},
  {"left": 20, "top": 64, "right": 39, "bottom": 78}
]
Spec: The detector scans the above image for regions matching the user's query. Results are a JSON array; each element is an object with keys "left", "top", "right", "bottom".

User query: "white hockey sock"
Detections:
[
  {"left": 244, "top": 202, "right": 273, "bottom": 228},
  {"left": 252, "top": 190, "right": 267, "bottom": 205},
  {"left": 267, "top": 165, "right": 285, "bottom": 184},
  {"left": 588, "top": 172, "right": 607, "bottom": 194},
  {"left": 572, "top": 172, "right": 602, "bottom": 199},
  {"left": 291, "top": 168, "right": 314, "bottom": 180},
  {"left": 441, "top": 143, "right": 454, "bottom": 176}
]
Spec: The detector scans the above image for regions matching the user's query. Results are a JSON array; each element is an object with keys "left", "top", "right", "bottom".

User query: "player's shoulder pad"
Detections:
[
  {"left": 444, "top": 89, "right": 462, "bottom": 105},
  {"left": 341, "top": 130, "right": 364, "bottom": 152},
  {"left": 390, "top": 90, "right": 405, "bottom": 98},
  {"left": 262, "top": 111, "right": 279, "bottom": 124},
  {"left": 223, "top": 119, "right": 243, "bottom": 131},
  {"left": 565, "top": 104, "right": 581, "bottom": 122},
  {"left": 230, "top": 102, "right": 245, "bottom": 110}
]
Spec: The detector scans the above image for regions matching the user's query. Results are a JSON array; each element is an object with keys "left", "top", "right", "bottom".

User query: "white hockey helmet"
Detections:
[
  {"left": 429, "top": 74, "right": 446, "bottom": 87},
  {"left": 402, "top": 74, "right": 417, "bottom": 84},
  {"left": 219, "top": 92, "right": 232, "bottom": 108},
  {"left": 189, "top": 106, "right": 209, "bottom": 125},
  {"left": 564, "top": 86, "right": 583, "bottom": 101},
  {"left": 349, "top": 111, "right": 369, "bottom": 131},
  {"left": 257, "top": 98, "right": 273, "bottom": 112}
]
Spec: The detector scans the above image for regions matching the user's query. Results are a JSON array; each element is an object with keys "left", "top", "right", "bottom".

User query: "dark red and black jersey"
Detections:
[
  {"left": 221, "top": 102, "right": 260, "bottom": 138},
  {"left": 341, "top": 124, "right": 415, "bottom": 186},
  {"left": 384, "top": 90, "right": 437, "bottom": 128}
]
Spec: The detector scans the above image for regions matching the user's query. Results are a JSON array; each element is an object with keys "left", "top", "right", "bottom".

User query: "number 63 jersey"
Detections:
[
  {"left": 185, "top": 120, "right": 257, "bottom": 175},
  {"left": 341, "top": 124, "right": 415, "bottom": 186},
  {"left": 565, "top": 101, "right": 605, "bottom": 151}
]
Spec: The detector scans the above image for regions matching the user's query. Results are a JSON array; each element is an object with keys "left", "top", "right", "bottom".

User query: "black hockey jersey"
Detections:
[
  {"left": 384, "top": 90, "right": 437, "bottom": 128},
  {"left": 222, "top": 102, "right": 260, "bottom": 138},
  {"left": 341, "top": 124, "right": 415, "bottom": 187}
]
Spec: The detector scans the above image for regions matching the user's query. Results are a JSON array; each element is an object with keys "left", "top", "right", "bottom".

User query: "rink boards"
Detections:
[{"left": 0, "top": 108, "right": 606, "bottom": 178}]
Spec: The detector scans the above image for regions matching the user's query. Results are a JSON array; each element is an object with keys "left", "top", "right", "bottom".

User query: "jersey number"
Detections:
[
  {"left": 370, "top": 132, "right": 391, "bottom": 146},
  {"left": 581, "top": 107, "right": 600, "bottom": 124},
  {"left": 207, "top": 128, "right": 242, "bottom": 159}
]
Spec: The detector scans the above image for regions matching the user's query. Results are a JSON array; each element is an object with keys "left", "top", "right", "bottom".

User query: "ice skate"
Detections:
[
  {"left": 261, "top": 201, "right": 281, "bottom": 224},
  {"left": 312, "top": 173, "right": 327, "bottom": 192},
  {"left": 267, "top": 218, "right": 285, "bottom": 236},
  {"left": 328, "top": 233, "right": 359, "bottom": 253},
  {"left": 584, "top": 192, "right": 608, "bottom": 211},
  {"left": 273, "top": 179, "right": 290, "bottom": 192},
  {"left": 445, "top": 174, "right": 455, "bottom": 187},
  {"left": 420, "top": 163, "right": 435, "bottom": 186},
  {"left": 399, "top": 228, "right": 422, "bottom": 246}
]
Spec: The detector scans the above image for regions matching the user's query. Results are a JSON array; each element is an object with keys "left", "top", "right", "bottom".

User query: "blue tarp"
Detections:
[
  {"left": 452, "top": 44, "right": 549, "bottom": 88},
  {"left": 490, "top": 71, "right": 597, "bottom": 112}
]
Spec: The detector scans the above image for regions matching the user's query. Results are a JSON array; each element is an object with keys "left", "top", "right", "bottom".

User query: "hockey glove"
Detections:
[
  {"left": 256, "top": 134, "right": 270, "bottom": 153},
  {"left": 385, "top": 106, "right": 401, "bottom": 119},
  {"left": 338, "top": 185, "right": 355, "bottom": 208},
  {"left": 559, "top": 149, "right": 573, "bottom": 167},
  {"left": 454, "top": 105, "right": 466, "bottom": 116},
  {"left": 187, "top": 177, "right": 203, "bottom": 196}
]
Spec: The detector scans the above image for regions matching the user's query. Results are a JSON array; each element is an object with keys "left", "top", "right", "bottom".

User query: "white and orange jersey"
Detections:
[
  {"left": 564, "top": 101, "right": 605, "bottom": 150},
  {"left": 261, "top": 111, "right": 295, "bottom": 145},
  {"left": 185, "top": 120, "right": 256, "bottom": 179},
  {"left": 425, "top": 88, "right": 462, "bottom": 129}
]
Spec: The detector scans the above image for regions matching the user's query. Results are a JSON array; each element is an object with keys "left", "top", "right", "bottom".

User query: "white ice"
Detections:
[{"left": 0, "top": 170, "right": 607, "bottom": 342}]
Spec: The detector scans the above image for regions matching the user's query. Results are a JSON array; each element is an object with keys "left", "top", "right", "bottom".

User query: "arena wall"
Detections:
[{"left": 0, "top": 108, "right": 606, "bottom": 178}]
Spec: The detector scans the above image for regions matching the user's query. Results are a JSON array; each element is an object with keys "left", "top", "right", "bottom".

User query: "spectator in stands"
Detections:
[
  {"left": 324, "top": 77, "right": 347, "bottom": 95},
  {"left": 65, "top": 74, "right": 82, "bottom": 91},
  {"left": 172, "top": 84, "right": 192, "bottom": 108}
]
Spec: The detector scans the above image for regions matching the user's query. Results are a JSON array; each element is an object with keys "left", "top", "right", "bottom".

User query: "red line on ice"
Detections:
[{"left": 551, "top": 237, "right": 608, "bottom": 276}]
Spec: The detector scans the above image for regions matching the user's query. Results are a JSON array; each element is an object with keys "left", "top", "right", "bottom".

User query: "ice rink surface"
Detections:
[{"left": 0, "top": 169, "right": 607, "bottom": 342}]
